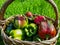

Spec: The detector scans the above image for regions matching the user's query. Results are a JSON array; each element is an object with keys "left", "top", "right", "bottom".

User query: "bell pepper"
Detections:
[
  {"left": 34, "top": 16, "right": 45, "bottom": 25},
  {"left": 10, "top": 29, "right": 24, "bottom": 40},
  {"left": 24, "top": 23, "right": 37, "bottom": 37},
  {"left": 14, "top": 16, "right": 28, "bottom": 28},
  {"left": 38, "top": 21, "right": 56, "bottom": 40}
]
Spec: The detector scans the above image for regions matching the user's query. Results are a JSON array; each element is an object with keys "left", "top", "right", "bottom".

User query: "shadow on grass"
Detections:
[{"left": 20, "top": 0, "right": 25, "bottom": 2}]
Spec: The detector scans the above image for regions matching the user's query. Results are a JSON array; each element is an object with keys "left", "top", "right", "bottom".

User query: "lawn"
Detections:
[{"left": 0, "top": 0, "right": 60, "bottom": 45}]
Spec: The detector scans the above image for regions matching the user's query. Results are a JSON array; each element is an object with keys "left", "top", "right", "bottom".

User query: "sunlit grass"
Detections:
[{"left": 0, "top": 0, "right": 60, "bottom": 45}]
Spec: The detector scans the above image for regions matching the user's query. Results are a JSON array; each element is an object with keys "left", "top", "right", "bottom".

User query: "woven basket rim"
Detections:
[
  {"left": 0, "top": 0, "right": 59, "bottom": 45},
  {"left": 1, "top": 15, "right": 59, "bottom": 44},
  {"left": 1, "top": 28, "right": 59, "bottom": 44}
]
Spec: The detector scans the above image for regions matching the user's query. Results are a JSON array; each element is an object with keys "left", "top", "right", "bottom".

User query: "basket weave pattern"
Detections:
[{"left": 0, "top": 0, "right": 59, "bottom": 45}]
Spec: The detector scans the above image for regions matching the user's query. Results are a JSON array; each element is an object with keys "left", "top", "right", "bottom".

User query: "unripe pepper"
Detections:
[{"left": 24, "top": 23, "right": 37, "bottom": 37}]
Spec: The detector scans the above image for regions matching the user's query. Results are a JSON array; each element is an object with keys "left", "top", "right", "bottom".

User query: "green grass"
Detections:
[
  {"left": 0, "top": 0, "right": 60, "bottom": 45},
  {"left": 0, "top": 0, "right": 56, "bottom": 18}
]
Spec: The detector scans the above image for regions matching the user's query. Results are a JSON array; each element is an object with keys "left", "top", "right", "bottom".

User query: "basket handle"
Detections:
[
  {"left": 0, "top": 0, "right": 58, "bottom": 29},
  {"left": 45, "top": 0, "right": 58, "bottom": 29},
  {"left": 0, "top": 0, "right": 14, "bottom": 20}
]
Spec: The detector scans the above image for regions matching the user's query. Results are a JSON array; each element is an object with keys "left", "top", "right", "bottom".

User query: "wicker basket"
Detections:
[{"left": 0, "top": 0, "right": 59, "bottom": 45}]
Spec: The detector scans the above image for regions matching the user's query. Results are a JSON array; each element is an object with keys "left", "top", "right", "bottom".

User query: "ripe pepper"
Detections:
[
  {"left": 38, "top": 21, "right": 56, "bottom": 40},
  {"left": 14, "top": 16, "right": 28, "bottom": 28}
]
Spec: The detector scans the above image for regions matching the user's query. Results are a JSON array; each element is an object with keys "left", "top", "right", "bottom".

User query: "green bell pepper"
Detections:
[{"left": 24, "top": 23, "right": 37, "bottom": 37}]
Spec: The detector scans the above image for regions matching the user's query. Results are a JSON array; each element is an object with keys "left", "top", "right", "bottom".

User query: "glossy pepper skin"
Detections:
[
  {"left": 34, "top": 15, "right": 56, "bottom": 40},
  {"left": 14, "top": 16, "right": 28, "bottom": 28},
  {"left": 34, "top": 16, "right": 45, "bottom": 25},
  {"left": 10, "top": 29, "right": 24, "bottom": 40},
  {"left": 24, "top": 23, "right": 37, "bottom": 37},
  {"left": 50, "top": 24, "right": 56, "bottom": 38},
  {"left": 38, "top": 21, "right": 56, "bottom": 40}
]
